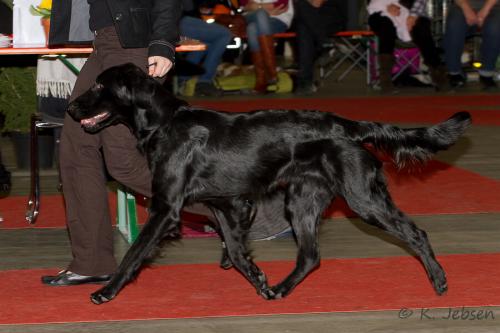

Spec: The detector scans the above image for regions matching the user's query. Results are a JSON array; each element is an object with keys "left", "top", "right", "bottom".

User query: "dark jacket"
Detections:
[{"left": 49, "top": 0, "right": 181, "bottom": 62}]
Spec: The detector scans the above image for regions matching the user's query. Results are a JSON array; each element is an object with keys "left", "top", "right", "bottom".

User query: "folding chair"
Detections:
[
  {"left": 25, "top": 113, "right": 63, "bottom": 223},
  {"left": 392, "top": 41, "right": 422, "bottom": 81},
  {"left": 318, "top": 30, "right": 378, "bottom": 86}
]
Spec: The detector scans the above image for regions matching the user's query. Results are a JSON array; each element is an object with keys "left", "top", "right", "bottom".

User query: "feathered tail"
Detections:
[{"left": 345, "top": 112, "right": 472, "bottom": 167}]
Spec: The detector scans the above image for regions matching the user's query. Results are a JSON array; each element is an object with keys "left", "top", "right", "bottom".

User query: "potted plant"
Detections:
[
  {"left": 0, "top": 66, "right": 54, "bottom": 170},
  {"left": 30, "top": 0, "right": 52, "bottom": 43}
]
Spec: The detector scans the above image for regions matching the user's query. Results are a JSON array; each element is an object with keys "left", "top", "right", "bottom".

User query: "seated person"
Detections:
[
  {"left": 367, "top": 0, "right": 448, "bottom": 92},
  {"left": 240, "top": 0, "right": 294, "bottom": 94},
  {"left": 179, "top": 0, "right": 233, "bottom": 96},
  {"left": 294, "top": 0, "right": 347, "bottom": 95},
  {"left": 443, "top": 0, "right": 500, "bottom": 90}
]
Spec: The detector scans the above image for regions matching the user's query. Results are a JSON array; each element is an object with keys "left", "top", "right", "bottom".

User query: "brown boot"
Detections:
[
  {"left": 377, "top": 53, "right": 395, "bottom": 93},
  {"left": 429, "top": 65, "right": 450, "bottom": 91},
  {"left": 258, "top": 35, "right": 278, "bottom": 85},
  {"left": 251, "top": 51, "right": 268, "bottom": 94}
]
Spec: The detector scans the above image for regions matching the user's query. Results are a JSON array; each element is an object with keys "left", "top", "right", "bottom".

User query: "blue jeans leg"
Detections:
[
  {"left": 479, "top": 9, "right": 500, "bottom": 75},
  {"left": 443, "top": 5, "right": 470, "bottom": 74},
  {"left": 245, "top": 9, "right": 287, "bottom": 52},
  {"left": 180, "top": 16, "right": 232, "bottom": 82}
]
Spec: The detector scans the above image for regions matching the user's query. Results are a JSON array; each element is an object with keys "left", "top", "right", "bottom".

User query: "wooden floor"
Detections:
[{"left": 1, "top": 69, "right": 500, "bottom": 333}]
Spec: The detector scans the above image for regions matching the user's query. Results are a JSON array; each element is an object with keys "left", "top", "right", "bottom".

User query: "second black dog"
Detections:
[{"left": 68, "top": 63, "right": 471, "bottom": 304}]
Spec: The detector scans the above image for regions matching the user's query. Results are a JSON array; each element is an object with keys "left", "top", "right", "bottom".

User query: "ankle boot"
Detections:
[
  {"left": 258, "top": 35, "right": 278, "bottom": 85},
  {"left": 378, "top": 54, "right": 395, "bottom": 93},
  {"left": 251, "top": 51, "right": 268, "bottom": 94},
  {"left": 429, "top": 65, "right": 449, "bottom": 91}
]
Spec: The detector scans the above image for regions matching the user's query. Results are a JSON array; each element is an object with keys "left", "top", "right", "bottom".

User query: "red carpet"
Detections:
[
  {"left": 0, "top": 253, "right": 499, "bottom": 325},
  {"left": 195, "top": 95, "right": 500, "bottom": 125},
  {"left": 1, "top": 161, "right": 500, "bottom": 229},
  {"left": 0, "top": 192, "right": 215, "bottom": 237}
]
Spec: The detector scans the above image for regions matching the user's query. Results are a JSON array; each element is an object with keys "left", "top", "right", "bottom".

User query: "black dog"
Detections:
[{"left": 68, "top": 63, "right": 471, "bottom": 305}]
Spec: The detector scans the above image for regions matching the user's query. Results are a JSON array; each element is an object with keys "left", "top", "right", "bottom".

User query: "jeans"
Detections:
[
  {"left": 443, "top": 5, "right": 500, "bottom": 76},
  {"left": 180, "top": 16, "right": 232, "bottom": 82},
  {"left": 244, "top": 9, "right": 287, "bottom": 52}
]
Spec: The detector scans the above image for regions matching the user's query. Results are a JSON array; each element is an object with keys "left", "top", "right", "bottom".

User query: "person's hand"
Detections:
[
  {"left": 406, "top": 15, "right": 417, "bottom": 32},
  {"left": 462, "top": 6, "right": 479, "bottom": 26},
  {"left": 477, "top": 6, "right": 491, "bottom": 27},
  {"left": 269, "top": 3, "right": 288, "bottom": 15},
  {"left": 148, "top": 56, "right": 173, "bottom": 78},
  {"left": 245, "top": 0, "right": 263, "bottom": 11},
  {"left": 387, "top": 4, "right": 401, "bottom": 17},
  {"left": 308, "top": 0, "right": 326, "bottom": 8}
]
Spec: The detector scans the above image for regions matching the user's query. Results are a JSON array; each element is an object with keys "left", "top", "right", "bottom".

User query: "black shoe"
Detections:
[
  {"left": 479, "top": 75, "right": 498, "bottom": 91},
  {"left": 194, "top": 82, "right": 222, "bottom": 97},
  {"left": 41, "top": 270, "right": 112, "bottom": 286},
  {"left": 294, "top": 82, "right": 316, "bottom": 96},
  {"left": 448, "top": 74, "right": 466, "bottom": 88}
]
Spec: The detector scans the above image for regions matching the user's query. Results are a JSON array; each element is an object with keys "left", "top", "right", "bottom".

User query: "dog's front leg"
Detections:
[
  {"left": 90, "top": 200, "right": 182, "bottom": 304},
  {"left": 211, "top": 203, "right": 271, "bottom": 298}
]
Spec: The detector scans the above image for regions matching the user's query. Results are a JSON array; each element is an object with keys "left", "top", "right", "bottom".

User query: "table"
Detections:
[
  {"left": 0, "top": 41, "right": 206, "bottom": 227},
  {"left": 0, "top": 41, "right": 206, "bottom": 74}
]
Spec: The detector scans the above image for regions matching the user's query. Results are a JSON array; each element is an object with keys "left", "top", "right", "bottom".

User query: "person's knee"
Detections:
[
  {"left": 481, "top": 20, "right": 500, "bottom": 44},
  {"left": 255, "top": 9, "right": 271, "bottom": 34},
  {"left": 220, "top": 26, "right": 233, "bottom": 44}
]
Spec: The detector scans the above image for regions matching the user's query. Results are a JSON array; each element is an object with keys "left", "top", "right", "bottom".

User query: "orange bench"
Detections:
[{"left": 240, "top": 30, "right": 378, "bottom": 85}]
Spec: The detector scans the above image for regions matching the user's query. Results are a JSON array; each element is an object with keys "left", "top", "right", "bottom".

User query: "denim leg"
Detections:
[
  {"left": 443, "top": 5, "right": 470, "bottom": 74},
  {"left": 245, "top": 9, "right": 286, "bottom": 52},
  {"left": 180, "top": 16, "right": 232, "bottom": 82},
  {"left": 246, "top": 22, "right": 260, "bottom": 52},
  {"left": 479, "top": 9, "right": 500, "bottom": 75}
]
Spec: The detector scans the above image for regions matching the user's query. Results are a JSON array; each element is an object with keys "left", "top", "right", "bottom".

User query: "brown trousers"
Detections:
[
  {"left": 61, "top": 27, "right": 153, "bottom": 276},
  {"left": 61, "top": 27, "right": 290, "bottom": 276}
]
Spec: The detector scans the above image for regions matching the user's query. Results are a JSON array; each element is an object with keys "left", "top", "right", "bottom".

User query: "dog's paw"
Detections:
[
  {"left": 434, "top": 279, "right": 448, "bottom": 296},
  {"left": 432, "top": 271, "right": 448, "bottom": 296},
  {"left": 259, "top": 287, "right": 279, "bottom": 300},
  {"left": 219, "top": 257, "right": 233, "bottom": 270},
  {"left": 90, "top": 288, "right": 115, "bottom": 305}
]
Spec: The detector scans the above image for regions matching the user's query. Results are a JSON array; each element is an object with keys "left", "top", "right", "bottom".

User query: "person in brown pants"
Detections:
[
  {"left": 41, "top": 0, "right": 179, "bottom": 285},
  {"left": 42, "top": 0, "right": 291, "bottom": 286}
]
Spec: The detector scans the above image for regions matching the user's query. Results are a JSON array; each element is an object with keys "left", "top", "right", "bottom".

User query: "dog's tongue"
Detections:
[
  {"left": 81, "top": 118, "right": 97, "bottom": 126},
  {"left": 80, "top": 112, "right": 108, "bottom": 127}
]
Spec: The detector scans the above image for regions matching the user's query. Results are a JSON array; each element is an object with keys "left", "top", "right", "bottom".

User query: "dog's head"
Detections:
[{"left": 68, "top": 63, "right": 185, "bottom": 134}]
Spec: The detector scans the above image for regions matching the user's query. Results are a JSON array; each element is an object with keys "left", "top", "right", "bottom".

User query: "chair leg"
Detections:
[{"left": 26, "top": 114, "right": 40, "bottom": 224}]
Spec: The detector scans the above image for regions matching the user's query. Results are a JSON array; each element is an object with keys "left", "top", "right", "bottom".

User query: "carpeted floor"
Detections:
[
  {"left": 1, "top": 253, "right": 499, "bottom": 325},
  {"left": 2, "top": 161, "right": 499, "bottom": 230},
  {"left": 194, "top": 95, "right": 500, "bottom": 125}
]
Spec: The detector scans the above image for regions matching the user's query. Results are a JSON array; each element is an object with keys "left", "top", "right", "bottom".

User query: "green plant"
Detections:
[
  {"left": 29, "top": 0, "right": 51, "bottom": 19},
  {"left": 0, "top": 0, "right": 13, "bottom": 10},
  {"left": 0, "top": 66, "right": 37, "bottom": 133}
]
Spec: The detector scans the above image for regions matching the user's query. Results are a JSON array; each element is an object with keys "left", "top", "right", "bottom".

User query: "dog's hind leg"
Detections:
[
  {"left": 342, "top": 159, "right": 447, "bottom": 295},
  {"left": 209, "top": 222, "right": 233, "bottom": 270},
  {"left": 90, "top": 196, "right": 184, "bottom": 305},
  {"left": 210, "top": 198, "right": 271, "bottom": 297},
  {"left": 266, "top": 182, "right": 332, "bottom": 300}
]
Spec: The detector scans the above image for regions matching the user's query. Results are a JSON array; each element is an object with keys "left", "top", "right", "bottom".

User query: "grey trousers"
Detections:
[{"left": 60, "top": 27, "right": 290, "bottom": 276}]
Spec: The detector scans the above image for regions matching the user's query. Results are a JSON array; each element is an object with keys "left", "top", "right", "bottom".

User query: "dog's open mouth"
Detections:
[{"left": 80, "top": 112, "right": 110, "bottom": 128}]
